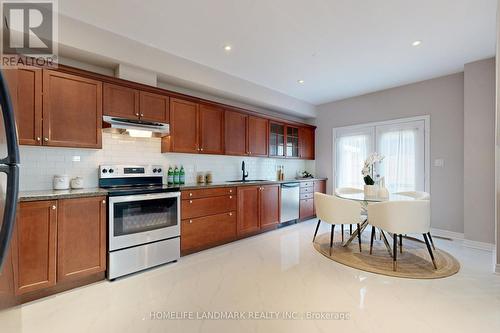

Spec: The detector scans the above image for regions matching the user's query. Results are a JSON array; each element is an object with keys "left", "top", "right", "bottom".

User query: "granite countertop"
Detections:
[
  {"left": 18, "top": 178, "right": 327, "bottom": 201},
  {"left": 19, "top": 188, "right": 109, "bottom": 202},
  {"left": 177, "top": 178, "right": 327, "bottom": 190}
]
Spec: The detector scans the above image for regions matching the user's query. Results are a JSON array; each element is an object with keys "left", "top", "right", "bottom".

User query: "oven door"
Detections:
[{"left": 108, "top": 192, "right": 180, "bottom": 251}]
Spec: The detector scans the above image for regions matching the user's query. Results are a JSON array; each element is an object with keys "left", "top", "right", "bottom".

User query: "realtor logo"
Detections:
[{"left": 1, "top": 0, "right": 58, "bottom": 67}]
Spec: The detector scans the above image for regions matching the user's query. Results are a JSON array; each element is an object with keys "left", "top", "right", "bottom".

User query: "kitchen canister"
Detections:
[
  {"left": 53, "top": 175, "right": 70, "bottom": 190},
  {"left": 70, "top": 176, "right": 84, "bottom": 189}
]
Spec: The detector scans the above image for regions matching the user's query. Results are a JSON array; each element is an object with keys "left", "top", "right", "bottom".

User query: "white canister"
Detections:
[
  {"left": 70, "top": 177, "right": 84, "bottom": 189},
  {"left": 53, "top": 175, "right": 70, "bottom": 190}
]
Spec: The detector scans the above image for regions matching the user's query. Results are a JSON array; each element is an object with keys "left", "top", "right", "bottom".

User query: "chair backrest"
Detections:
[
  {"left": 335, "top": 187, "right": 363, "bottom": 195},
  {"left": 314, "top": 192, "right": 361, "bottom": 225},
  {"left": 395, "top": 191, "right": 430, "bottom": 200},
  {"left": 367, "top": 200, "right": 430, "bottom": 234}
]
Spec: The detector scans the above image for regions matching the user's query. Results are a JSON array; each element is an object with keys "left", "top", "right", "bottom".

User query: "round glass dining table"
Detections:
[{"left": 334, "top": 192, "right": 416, "bottom": 250}]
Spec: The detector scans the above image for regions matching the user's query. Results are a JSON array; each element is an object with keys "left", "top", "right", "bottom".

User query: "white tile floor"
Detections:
[{"left": 1, "top": 219, "right": 499, "bottom": 333}]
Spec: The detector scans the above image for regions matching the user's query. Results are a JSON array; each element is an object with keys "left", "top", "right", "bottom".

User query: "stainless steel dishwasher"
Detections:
[{"left": 280, "top": 182, "right": 300, "bottom": 223}]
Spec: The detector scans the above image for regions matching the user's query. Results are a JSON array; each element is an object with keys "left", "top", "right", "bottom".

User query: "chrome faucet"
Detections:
[{"left": 241, "top": 161, "right": 249, "bottom": 181}]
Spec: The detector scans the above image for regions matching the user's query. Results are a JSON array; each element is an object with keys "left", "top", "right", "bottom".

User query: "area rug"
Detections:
[{"left": 313, "top": 232, "right": 460, "bottom": 279}]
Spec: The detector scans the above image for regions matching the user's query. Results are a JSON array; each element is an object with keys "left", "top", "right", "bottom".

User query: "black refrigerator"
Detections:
[{"left": 0, "top": 70, "right": 20, "bottom": 273}]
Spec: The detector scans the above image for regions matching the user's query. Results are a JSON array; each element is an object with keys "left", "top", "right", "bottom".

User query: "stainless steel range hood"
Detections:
[{"left": 102, "top": 116, "right": 170, "bottom": 137}]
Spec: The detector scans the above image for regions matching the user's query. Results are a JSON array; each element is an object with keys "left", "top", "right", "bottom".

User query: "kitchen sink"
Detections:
[{"left": 226, "top": 179, "right": 270, "bottom": 183}]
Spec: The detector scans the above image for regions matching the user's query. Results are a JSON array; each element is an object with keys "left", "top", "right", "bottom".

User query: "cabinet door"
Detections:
[
  {"left": 313, "top": 180, "right": 326, "bottom": 194},
  {"left": 299, "top": 127, "right": 315, "bottom": 160},
  {"left": 260, "top": 185, "right": 280, "bottom": 228},
  {"left": 5, "top": 68, "right": 43, "bottom": 145},
  {"left": 12, "top": 201, "right": 57, "bottom": 295},
  {"left": 199, "top": 104, "right": 224, "bottom": 154},
  {"left": 286, "top": 125, "right": 299, "bottom": 158},
  {"left": 139, "top": 91, "right": 169, "bottom": 122},
  {"left": 103, "top": 83, "right": 139, "bottom": 119},
  {"left": 42, "top": 70, "right": 102, "bottom": 148},
  {"left": 57, "top": 197, "right": 107, "bottom": 282},
  {"left": 225, "top": 110, "right": 247, "bottom": 156},
  {"left": 0, "top": 247, "right": 15, "bottom": 309},
  {"left": 237, "top": 186, "right": 260, "bottom": 235},
  {"left": 169, "top": 98, "right": 199, "bottom": 153},
  {"left": 248, "top": 116, "right": 268, "bottom": 156},
  {"left": 269, "top": 122, "right": 285, "bottom": 157},
  {"left": 299, "top": 199, "right": 314, "bottom": 220}
]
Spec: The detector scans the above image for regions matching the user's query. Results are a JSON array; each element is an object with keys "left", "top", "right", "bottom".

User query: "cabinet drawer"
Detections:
[
  {"left": 181, "top": 211, "right": 236, "bottom": 253},
  {"left": 300, "top": 186, "right": 314, "bottom": 194},
  {"left": 182, "top": 195, "right": 236, "bottom": 219},
  {"left": 300, "top": 199, "right": 314, "bottom": 219},
  {"left": 300, "top": 181, "right": 313, "bottom": 188},
  {"left": 181, "top": 187, "right": 235, "bottom": 199},
  {"left": 300, "top": 193, "right": 313, "bottom": 200}
]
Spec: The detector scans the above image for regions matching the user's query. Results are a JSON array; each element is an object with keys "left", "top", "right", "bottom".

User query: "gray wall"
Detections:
[
  {"left": 464, "top": 59, "right": 496, "bottom": 244},
  {"left": 315, "top": 73, "right": 465, "bottom": 233}
]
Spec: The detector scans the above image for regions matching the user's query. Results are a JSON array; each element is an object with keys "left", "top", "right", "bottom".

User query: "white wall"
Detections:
[
  {"left": 315, "top": 73, "right": 465, "bottom": 234},
  {"left": 464, "top": 58, "right": 496, "bottom": 245},
  {"left": 19, "top": 133, "right": 314, "bottom": 191}
]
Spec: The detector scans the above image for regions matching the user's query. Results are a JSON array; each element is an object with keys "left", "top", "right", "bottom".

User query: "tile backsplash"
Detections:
[{"left": 19, "top": 132, "right": 315, "bottom": 191}]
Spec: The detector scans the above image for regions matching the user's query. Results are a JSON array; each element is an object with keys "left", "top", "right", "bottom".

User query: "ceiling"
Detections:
[{"left": 57, "top": 0, "right": 497, "bottom": 108}]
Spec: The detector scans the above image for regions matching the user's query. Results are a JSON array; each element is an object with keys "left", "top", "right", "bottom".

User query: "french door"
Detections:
[{"left": 334, "top": 118, "right": 428, "bottom": 193}]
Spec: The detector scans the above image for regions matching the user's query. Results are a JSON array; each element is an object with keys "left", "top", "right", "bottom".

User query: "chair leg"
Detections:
[
  {"left": 356, "top": 223, "right": 362, "bottom": 252},
  {"left": 399, "top": 234, "right": 403, "bottom": 253},
  {"left": 423, "top": 233, "right": 437, "bottom": 269},
  {"left": 312, "top": 219, "right": 321, "bottom": 243},
  {"left": 341, "top": 224, "right": 344, "bottom": 243},
  {"left": 349, "top": 224, "right": 352, "bottom": 235},
  {"left": 329, "top": 224, "right": 335, "bottom": 256},
  {"left": 427, "top": 232, "right": 436, "bottom": 250},
  {"left": 393, "top": 233, "right": 398, "bottom": 271},
  {"left": 370, "top": 225, "right": 375, "bottom": 255}
]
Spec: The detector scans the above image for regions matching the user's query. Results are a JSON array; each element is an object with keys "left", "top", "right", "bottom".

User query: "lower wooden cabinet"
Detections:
[
  {"left": 300, "top": 179, "right": 327, "bottom": 220},
  {"left": 11, "top": 197, "right": 107, "bottom": 298},
  {"left": 237, "top": 185, "right": 280, "bottom": 236},
  {"left": 57, "top": 197, "right": 107, "bottom": 282},
  {"left": 299, "top": 198, "right": 314, "bottom": 220}
]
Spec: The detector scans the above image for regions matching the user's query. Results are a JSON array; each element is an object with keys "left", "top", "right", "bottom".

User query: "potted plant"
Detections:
[{"left": 362, "top": 153, "right": 384, "bottom": 197}]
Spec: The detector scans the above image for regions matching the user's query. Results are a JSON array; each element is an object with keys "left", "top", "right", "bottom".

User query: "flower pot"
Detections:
[{"left": 364, "top": 185, "right": 379, "bottom": 197}]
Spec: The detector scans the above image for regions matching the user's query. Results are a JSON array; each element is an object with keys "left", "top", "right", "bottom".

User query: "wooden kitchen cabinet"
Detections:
[
  {"left": 199, "top": 104, "right": 224, "bottom": 154},
  {"left": 286, "top": 125, "right": 299, "bottom": 158},
  {"left": 103, "top": 83, "right": 139, "bottom": 119},
  {"left": 224, "top": 110, "right": 248, "bottom": 155},
  {"left": 248, "top": 116, "right": 268, "bottom": 157},
  {"left": 300, "top": 127, "right": 315, "bottom": 160},
  {"left": 0, "top": 247, "right": 15, "bottom": 309},
  {"left": 139, "top": 91, "right": 169, "bottom": 122},
  {"left": 259, "top": 184, "right": 280, "bottom": 228},
  {"left": 42, "top": 70, "right": 102, "bottom": 148},
  {"left": 269, "top": 122, "right": 285, "bottom": 157},
  {"left": 57, "top": 197, "right": 107, "bottom": 282},
  {"left": 12, "top": 201, "right": 57, "bottom": 295},
  {"left": 181, "top": 195, "right": 236, "bottom": 219},
  {"left": 164, "top": 98, "right": 199, "bottom": 153},
  {"left": 299, "top": 198, "right": 314, "bottom": 219},
  {"left": 237, "top": 186, "right": 261, "bottom": 235}
]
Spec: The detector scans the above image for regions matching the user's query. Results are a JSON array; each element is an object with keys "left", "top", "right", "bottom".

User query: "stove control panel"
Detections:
[{"left": 99, "top": 165, "right": 164, "bottom": 179}]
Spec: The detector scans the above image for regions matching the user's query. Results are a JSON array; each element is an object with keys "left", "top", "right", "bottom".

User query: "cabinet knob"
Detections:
[
  {"left": 44, "top": 137, "right": 48, "bottom": 142},
  {"left": 135, "top": 113, "right": 139, "bottom": 117},
  {"left": 36, "top": 137, "right": 41, "bottom": 142},
  {"left": 229, "top": 189, "right": 232, "bottom": 193},
  {"left": 52, "top": 205, "right": 56, "bottom": 210},
  {"left": 102, "top": 200, "right": 106, "bottom": 204},
  {"left": 189, "top": 200, "right": 193, "bottom": 204},
  {"left": 140, "top": 113, "right": 144, "bottom": 117},
  {"left": 229, "top": 212, "right": 232, "bottom": 216},
  {"left": 189, "top": 220, "right": 193, "bottom": 224},
  {"left": 189, "top": 193, "right": 193, "bottom": 197},
  {"left": 229, "top": 196, "right": 232, "bottom": 199},
  {"left": 200, "top": 148, "right": 203, "bottom": 151}
]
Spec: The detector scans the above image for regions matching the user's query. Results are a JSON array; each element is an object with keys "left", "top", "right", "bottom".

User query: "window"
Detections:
[{"left": 334, "top": 117, "right": 428, "bottom": 192}]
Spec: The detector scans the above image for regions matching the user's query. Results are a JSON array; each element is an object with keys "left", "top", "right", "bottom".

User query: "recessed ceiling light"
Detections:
[
  {"left": 224, "top": 45, "right": 232, "bottom": 51},
  {"left": 297, "top": 79, "right": 305, "bottom": 84},
  {"left": 412, "top": 40, "right": 422, "bottom": 47}
]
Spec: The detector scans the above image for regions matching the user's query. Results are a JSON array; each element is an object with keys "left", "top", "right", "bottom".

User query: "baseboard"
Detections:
[
  {"left": 462, "top": 239, "right": 495, "bottom": 252},
  {"left": 430, "top": 228, "right": 464, "bottom": 240}
]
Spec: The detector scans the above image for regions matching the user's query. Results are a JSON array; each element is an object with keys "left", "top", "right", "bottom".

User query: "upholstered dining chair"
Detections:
[
  {"left": 394, "top": 191, "right": 435, "bottom": 250},
  {"left": 367, "top": 200, "right": 436, "bottom": 271},
  {"left": 335, "top": 187, "right": 365, "bottom": 239},
  {"left": 313, "top": 193, "right": 363, "bottom": 254}
]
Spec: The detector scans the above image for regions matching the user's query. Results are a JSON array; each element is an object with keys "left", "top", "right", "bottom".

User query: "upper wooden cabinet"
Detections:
[
  {"left": 43, "top": 70, "right": 102, "bottom": 148},
  {"left": 269, "top": 122, "right": 285, "bottom": 157},
  {"left": 139, "top": 91, "right": 169, "bottom": 122},
  {"left": 224, "top": 110, "right": 247, "bottom": 156},
  {"left": 103, "top": 84, "right": 169, "bottom": 123},
  {"left": 165, "top": 98, "right": 199, "bottom": 153},
  {"left": 12, "top": 201, "right": 57, "bottom": 295},
  {"left": 286, "top": 125, "right": 299, "bottom": 158},
  {"left": 103, "top": 83, "right": 139, "bottom": 119},
  {"left": 247, "top": 116, "right": 268, "bottom": 157},
  {"left": 199, "top": 104, "right": 224, "bottom": 154},
  {"left": 300, "top": 127, "right": 315, "bottom": 160},
  {"left": 57, "top": 197, "right": 107, "bottom": 282}
]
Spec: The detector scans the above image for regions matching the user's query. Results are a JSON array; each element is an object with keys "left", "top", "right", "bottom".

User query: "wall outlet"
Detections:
[
  {"left": 72, "top": 155, "right": 81, "bottom": 162},
  {"left": 434, "top": 159, "right": 444, "bottom": 167}
]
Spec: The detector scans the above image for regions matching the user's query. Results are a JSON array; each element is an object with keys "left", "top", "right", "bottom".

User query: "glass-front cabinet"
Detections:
[
  {"left": 286, "top": 126, "right": 299, "bottom": 158},
  {"left": 269, "top": 122, "right": 285, "bottom": 157}
]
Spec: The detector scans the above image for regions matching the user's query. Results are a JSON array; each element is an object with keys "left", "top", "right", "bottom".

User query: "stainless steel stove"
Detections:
[{"left": 99, "top": 165, "right": 180, "bottom": 280}]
